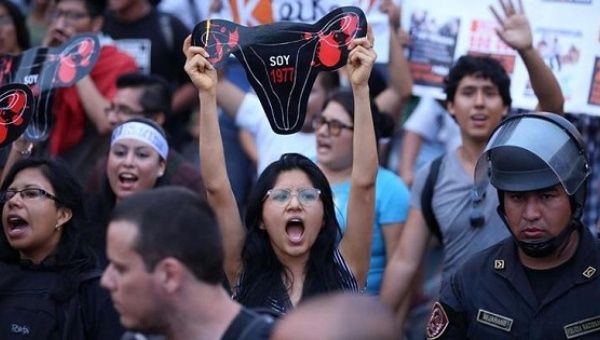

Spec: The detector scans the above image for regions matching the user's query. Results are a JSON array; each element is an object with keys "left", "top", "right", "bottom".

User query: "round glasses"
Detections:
[
  {"left": 264, "top": 188, "right": 321, "bottom": 205},
  {"left": 0, "top": 188, "right": 59, "bottom": 203},
  {"left": 312, "top": 116, "right": 354, "bottom": 136}
]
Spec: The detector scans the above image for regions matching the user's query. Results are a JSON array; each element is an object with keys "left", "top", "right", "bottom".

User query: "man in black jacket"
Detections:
[
  {"left": 101, "top": 187, "right": 274, "bottom": 340},
  {"left": 427, "top": 113, "right": 598, "bottom": 339}
]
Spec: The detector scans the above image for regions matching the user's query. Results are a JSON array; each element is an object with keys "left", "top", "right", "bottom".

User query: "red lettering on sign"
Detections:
[{"left": 269, "top": 67, "right": 294, "bottom": 84}]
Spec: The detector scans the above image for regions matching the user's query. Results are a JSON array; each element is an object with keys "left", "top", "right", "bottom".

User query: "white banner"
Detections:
[
  {"left": 401, "top": 0, "right": 600, "bottom": 115},
  {"left": 218, "top": 0, "right": 600, "bottom": 114}
]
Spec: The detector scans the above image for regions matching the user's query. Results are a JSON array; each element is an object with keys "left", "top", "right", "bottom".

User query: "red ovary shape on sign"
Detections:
[
  {"left": 207, "top": 27, "right": 239, "bottom": 65},
  {"left": 57, "top": 59, "right": 76, "bottom": 84},
  {"left": 316, "top": 14, "right": 360, "bottom": 68},
  {"left": 0, "top": 90, "right": 27, "bottom": 143},
  {"left": 340, "top": 15, "right": 359, "bottom": 42},
  {"left": 229, "top": 29, "right": 239, "bottom": 47},
  {"left": 77, "top": 39, "right": 93, "bottom": 67},
  {"left": 57, "top": 38, "right": 95, "bottom": 84},
  {"left": 317, "top": 32, "right": 342, "bottom": 67}
]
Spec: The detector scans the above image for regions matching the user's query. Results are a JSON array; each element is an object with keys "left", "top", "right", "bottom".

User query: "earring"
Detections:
[{"left": 55, "top": 223, "right": 61, "bottom": 231}]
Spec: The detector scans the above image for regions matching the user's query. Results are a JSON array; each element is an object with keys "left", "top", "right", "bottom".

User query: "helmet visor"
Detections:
[{"left": 474, "top": 115, "right": 590, "bottom": 198}]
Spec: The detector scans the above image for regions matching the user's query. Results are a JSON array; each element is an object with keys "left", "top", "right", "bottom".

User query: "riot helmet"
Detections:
[{"left": 474, "top": 112, "right": 590, "bottom": 257}]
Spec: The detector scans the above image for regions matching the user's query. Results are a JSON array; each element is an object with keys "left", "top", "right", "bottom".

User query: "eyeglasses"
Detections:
[
  {"left": 104, "top": 103, "right": 148, "bottom": 117},
  {"left": 312, "top": 116, "right": 353, "bottom": 136},
  {"left": 264, "top": 188, "right": 321, "bottom": 205},
  {"left": 0, "top": 188, "right": 59, "bottom": 203},
  {"left": 49, "top": 9, "right": 90, "bottom": 23}
]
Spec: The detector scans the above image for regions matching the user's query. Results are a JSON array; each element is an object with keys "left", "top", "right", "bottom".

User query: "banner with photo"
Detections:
[{"left": 401, "top": 0, "right": 600, "bottom": 115}]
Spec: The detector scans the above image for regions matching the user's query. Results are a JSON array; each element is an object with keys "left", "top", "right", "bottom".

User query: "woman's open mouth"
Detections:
[
  {"left": 285, "top": 218, "right": 305, "bottom": 245},
  {"left": 5, "top": 214, "right": 29, "bottom": 238}
]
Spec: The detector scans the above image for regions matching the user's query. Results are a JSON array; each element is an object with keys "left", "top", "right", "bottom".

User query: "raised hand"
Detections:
[
  {"left": 380, "top": 0, "right": 401, "bottom": 32},
  {"left": 490, "top": 0, "right": 533, "bottom": 52},
  {"left": 347, "top": 26, "right": 377, "bottom": 89},
  {"left": 43, "top": 25, "right": 76, "bottom": 47},
  {"left": 183, "top": 35, "right": 218, "bottom": 94},
  {"left": 209, "top": 0, "right": 223, "bottom": 14}
]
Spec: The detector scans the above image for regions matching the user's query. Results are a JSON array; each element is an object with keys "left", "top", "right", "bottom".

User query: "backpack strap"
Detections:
[{"left": 421, "top": 155, "right": 444, "bottom": 242}]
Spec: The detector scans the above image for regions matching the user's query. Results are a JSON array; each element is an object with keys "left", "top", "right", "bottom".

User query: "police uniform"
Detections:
[{"left": 427, "top": 226, "right": 600, "bottom": 339}]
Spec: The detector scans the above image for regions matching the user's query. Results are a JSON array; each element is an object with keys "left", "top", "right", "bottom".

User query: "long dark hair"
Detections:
[
  {"left": 0, "top": 158, "right": 97, "bottom": 300},
  {"left": 235, "top": 153, "right": 348, "bottom": 308},
  {"left": 326, "top": 89, "right": 395, "bottom": 142}
]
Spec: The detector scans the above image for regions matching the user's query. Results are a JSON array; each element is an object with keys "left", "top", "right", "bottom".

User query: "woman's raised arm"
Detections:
[
  {"left": 339, "top": 28, "right": 379, "bottom": 288},
  {"left": 183, "top": 36, "right": 244, "bottom": 286}
]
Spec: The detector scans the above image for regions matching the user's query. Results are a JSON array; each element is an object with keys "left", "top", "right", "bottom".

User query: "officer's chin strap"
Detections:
[{"left": 497, "top": 205, "right": 579, "bottom": 258}]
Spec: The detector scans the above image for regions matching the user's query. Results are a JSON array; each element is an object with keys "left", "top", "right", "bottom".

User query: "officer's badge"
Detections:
[
  {"left": 583, "top": 266, "right": 596, "bottom": 278},
  {"left": 564, "top": 315, "right": 600, "bottom": 338},
  {"left": 426, "top": 302, "right": 449, "bottom": 339},
  {"left": 494, "top": 259, "right": 505, "bottom": 270},
  {"left": 477, "top": 309, "right": 513, "bottom": 332}
]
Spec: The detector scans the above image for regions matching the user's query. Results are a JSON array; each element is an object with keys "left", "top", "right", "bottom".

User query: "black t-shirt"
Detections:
[
  {"left": 523, "top": 257, "right": 573, "bottom": 303},
  {"left": 102, "top": 9, "right": 190, "bottom": 87},
  {"left": 221, "top": 308, "right": 274, "bottom": 340}
]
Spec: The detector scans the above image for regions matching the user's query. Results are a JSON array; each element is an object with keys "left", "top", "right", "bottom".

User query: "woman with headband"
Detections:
[{"left": 86, "top": 117, "right": 168, "bottom": 265}]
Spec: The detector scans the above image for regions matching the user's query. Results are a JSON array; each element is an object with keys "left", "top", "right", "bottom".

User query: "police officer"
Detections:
[{"left": 426, "top": 113, "right": 600, "bottom": 339}]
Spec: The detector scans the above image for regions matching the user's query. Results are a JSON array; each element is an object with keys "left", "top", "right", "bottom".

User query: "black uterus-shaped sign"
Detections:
[
  {"left": 192, "top": 6, "right": 367, "bottom": 134},
  {"left": 0, "top": 33, "right": 100, "bottom": 141},
  {"left": 0, "top": 83, "right": 33, "bottom": 148}
]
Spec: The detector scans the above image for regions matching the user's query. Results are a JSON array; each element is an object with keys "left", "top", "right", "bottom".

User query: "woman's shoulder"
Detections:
[
  {"left": 376, "top": 167, "right": 405, "bottom": 186},
  {"left": 375, "top": 167, "right": 410, "bottom": 197}
]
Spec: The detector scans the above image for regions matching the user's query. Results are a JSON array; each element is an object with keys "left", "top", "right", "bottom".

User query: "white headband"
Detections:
[{"left": 111, "top": 121, "right": 169, "bottom": 160}]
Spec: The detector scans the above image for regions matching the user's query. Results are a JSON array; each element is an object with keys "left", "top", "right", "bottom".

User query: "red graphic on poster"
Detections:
[
  {"left": 0, "top": 83, "right": 33, "bottom": 147},
  {"left": 467, "top": 20, "right": 516, "bottom": 74},
  {"left": 0, "top": 34, "right": 100, "bottom": 141}
]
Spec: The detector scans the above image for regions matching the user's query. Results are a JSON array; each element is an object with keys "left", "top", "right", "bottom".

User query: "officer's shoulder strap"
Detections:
[{"left": 421, "top": 155, "right": 444, "bottom": 242}]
